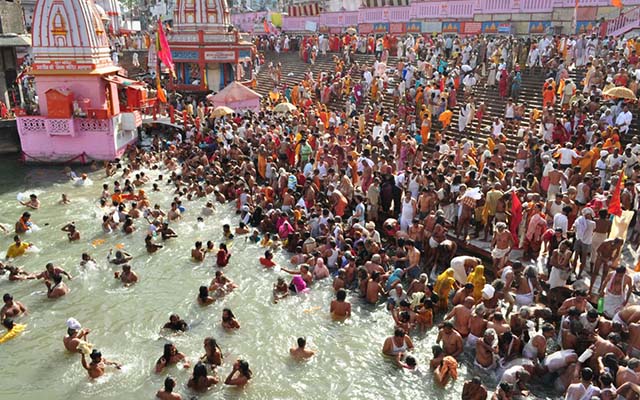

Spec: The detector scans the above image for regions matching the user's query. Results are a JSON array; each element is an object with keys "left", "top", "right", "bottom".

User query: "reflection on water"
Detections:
[{"left": 0, "top": 161, "right": 554, "bottom": 399}]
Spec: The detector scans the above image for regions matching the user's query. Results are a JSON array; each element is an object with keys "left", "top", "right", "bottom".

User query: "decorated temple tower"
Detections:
[
  {"left": 169, "top": 0, "right": 255, "bottom": 93},
  {"left": 16, "top": 0, "right": 145, "bottom": 162},
  {"left": 96, "top": 0, "right": 123, "bottom": 34}
]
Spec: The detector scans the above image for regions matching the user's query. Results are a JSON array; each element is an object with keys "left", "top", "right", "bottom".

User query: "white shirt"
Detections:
[
  {"left": 492, "top": 121, "right": 504, "bottom": 138},
  {"left": 553, "top": 213, "right": 568, "bottom": 235},
  {"left": 616, "top": 110, "right": 632, "bottom": 132},
  {"left": 558, "top": 148, "right": 579, "bottom": 165},
  {"left": 564, "top": 382, "right": 600, "bottom": 400},
  {"left": 573, "top": 216, "right": 595, "bottom": 245},
  {"left": 596, "top": 159, "right": 607, "bottom": 180}
]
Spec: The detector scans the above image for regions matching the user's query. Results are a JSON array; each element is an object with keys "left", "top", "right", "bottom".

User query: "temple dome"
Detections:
[
  {"left": 96, "top": 0, "right": 122, "bottom": 34},
  {"left": 173, "top": 0, "right": 230, "bottom": 32},
  {"left": 32, "top": 0, "right": 113, "bottom": 72}
]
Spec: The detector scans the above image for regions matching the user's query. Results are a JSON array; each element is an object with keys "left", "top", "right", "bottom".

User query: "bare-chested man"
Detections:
[
  {"left": 404, "top": 239, "right": 421, "bottom": 280},
  {"left": 599, "top": 265, "right": 633, "bottom": 319},
  {"left": 487, "top": 313, "right": 510, "bottom": 335},
  {"left": 436, "top": 321, "right": 463, "bottom": 358},
  {"left": 366, "top": 272, "right": 385, "bottom": 304},
  {"left": 467, "top": 305, "right": 488, "bottom": 348},
  {"left": 592, "top": 238, "right": 624, "bottom": 292},
  {"left": 475, "top": 328, "right": 498, "bottom": 370},
  {"left": 0, "top": 293, "right": 27, "bottom": 320},
  {"left": 61, "top": 222, "right": 80, "bottom": 241},
  {"left": 491, "top": 222, "right": 514, "bottom": 274},
  {"left": 444, "top": 296, "right": 474, "bottom": 337}
]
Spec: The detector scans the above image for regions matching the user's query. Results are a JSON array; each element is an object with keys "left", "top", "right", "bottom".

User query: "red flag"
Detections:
[
  {"left": 611, "top": 0, "right": 623, "bottom": 8},
  {"left": 156, "top": 19, "right": 175, "bottom": 77},
  {"left": 263, "top": 20, "right": 269, "bottom": 33},
  {"left": 509, "top": 191, "right": 523, "bottom": 248},
  {"left": 608, "top": 172, "right": 624, "bottom": 217}
]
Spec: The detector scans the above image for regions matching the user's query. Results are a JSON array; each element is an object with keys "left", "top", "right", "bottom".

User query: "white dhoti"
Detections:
[
  {"left": 492, "top": 246, "right": 510, "bottom": 260},
  {"left": 549, "top": 267, "right": 569, "bottom": 289},
  {"left": 603, "top": 292, "right": 625, "bottom": 319},
  {"left": 515, "top": 291, "right": 534, "bottom": 306}
]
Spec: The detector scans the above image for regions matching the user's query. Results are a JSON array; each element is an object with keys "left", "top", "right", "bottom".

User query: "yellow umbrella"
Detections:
[
  {"left": 274, "top": 102, "right": 297, "bottom": 113},
  {"left": 603, "top": 86, "right": 637, "bottom": 100},
  {"left": 211, "top": 106, "right": 234, "bottom": 118}
]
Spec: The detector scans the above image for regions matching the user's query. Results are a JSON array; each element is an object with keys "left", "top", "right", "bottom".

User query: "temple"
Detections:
[
  {"left": 95, "top": 0, "right": 123, "bottom": 34},
  {"left": 16, "top": 0, "right": 148, "bottom": 163},
  {"left": 169, "top": 0, "right": 255, "bottom": 93}
]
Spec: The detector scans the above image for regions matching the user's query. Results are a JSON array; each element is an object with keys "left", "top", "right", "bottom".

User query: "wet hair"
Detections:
[
  {"left": 432, "top": 345, "right": 444, "bottom": 358},
  {"left": 193, "top": 362, "right": 208, "bottom": 380},
  {"left": 198, "top": 286, "right": 209, "bottom": 300},
  {"left": 394, "top": 328, "right": 406, "bottom": 337},
  {"left": 297, "top": 337, "right": 306, "bottom": 348},
  {"left": 162, "top": 343, "right": 174, "bottom": 363},
  {"left": 581, "top": 367, "right": 594, "bottom": 381},
  {"left": 222, "top": 308, "right": 235, "bottom": 322},
  {"left": 405, "top": 355, "right": 416, "bottom": 367},
  {"left": 237, "top": 359, "right": 252, "bottom": 378},
  {"left": 336, "top": 289, "right": 347, "bottom": 302},
  {"left": 164, "top": 376, "right": 176, "bottom": 393},
  {"left": 90, "top": 349, "right": 102, "bottom": 361}
]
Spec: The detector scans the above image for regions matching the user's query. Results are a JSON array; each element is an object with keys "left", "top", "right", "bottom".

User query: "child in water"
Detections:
[
  {"left": 247, "top": 230, "right": 261, "bottom": 243},
  {"left": 273, "top": 277, "right": 289, "bottom": 303},
  {"left": 222, "top": 224, "right": 234, "bottom": 240}
]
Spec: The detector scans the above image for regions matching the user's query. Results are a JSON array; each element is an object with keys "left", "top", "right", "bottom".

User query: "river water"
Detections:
[{"left": 0, "top": 158, "right": 558, "bottom": 399}]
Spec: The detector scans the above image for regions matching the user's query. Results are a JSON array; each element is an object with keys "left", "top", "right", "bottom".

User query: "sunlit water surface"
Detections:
[{"left": 0, "top": 159, "right": 559, "bottom": 399}]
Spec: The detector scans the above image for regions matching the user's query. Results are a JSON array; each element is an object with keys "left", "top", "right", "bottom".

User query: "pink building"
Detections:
[{"left": 17, "top": 0, "right": 144, "bottom": 163}]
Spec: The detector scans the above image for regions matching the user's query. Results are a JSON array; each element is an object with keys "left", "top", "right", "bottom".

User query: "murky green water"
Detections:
[{"left": 0, "top": 158, "right": 557, "bottom": 399}]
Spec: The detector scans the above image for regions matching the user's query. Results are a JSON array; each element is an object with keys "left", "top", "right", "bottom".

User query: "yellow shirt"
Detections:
[{"left": 6, "top": 242, "right": 29, "bottom": 258}]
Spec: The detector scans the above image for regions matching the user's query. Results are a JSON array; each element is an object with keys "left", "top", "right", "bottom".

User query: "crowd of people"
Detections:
[{"left": 2, "top": 29, "right": 640, "bottom": 399}]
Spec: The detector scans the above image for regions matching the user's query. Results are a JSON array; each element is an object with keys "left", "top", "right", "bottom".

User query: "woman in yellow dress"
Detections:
[
  {"left": 433, "top": 268, "right": 457, "bottom": 311},
  {"left": 466, "top": 265, "right": 486, "bottom": 303}
]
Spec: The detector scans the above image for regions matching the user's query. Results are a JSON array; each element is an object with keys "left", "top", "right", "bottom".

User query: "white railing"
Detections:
[{"left": 606, "top": 6, "right": 640, "bottom": 36}]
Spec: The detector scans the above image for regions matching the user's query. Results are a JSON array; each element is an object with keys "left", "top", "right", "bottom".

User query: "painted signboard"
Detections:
[
  {"left": 442, "top": 21, "right": 460, "bottom": 34},
  {"left": 529, "top": 21, "right": 551, "bottom": 34}
]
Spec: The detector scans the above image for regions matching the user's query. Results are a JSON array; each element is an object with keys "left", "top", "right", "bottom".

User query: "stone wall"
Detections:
[{"left": 0, "top": 0, "right": 26, "bottom": 34}]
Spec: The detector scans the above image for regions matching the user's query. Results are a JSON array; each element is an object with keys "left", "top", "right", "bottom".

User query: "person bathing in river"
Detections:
[
  {"left": 81, "top": 349, "right": 122, "bottom": 378},
  {"left": 61, "top": 222, "right": 80, "bottom": 241},
  {"left": 155, "top": 343, "right": 189, "bottom": 373},
  {"left": 63, "top": 318, "right": 91, "bottom": 353},
  {"left": 290, "top": 337, "right": 315, "bottom": 360},
  {"left": 221, "top": 308, "right": 240, "bottom": 330}
]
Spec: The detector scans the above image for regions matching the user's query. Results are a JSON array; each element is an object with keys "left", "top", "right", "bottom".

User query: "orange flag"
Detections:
[
  {"left": 156, "top": 76, "right": 167, "bottom": 103},
  {"left": 611, "top": 0, "right": 623, "bottom": 8},
  {"left": 608, "top": 171, "right": 624, "bottom": 217}
]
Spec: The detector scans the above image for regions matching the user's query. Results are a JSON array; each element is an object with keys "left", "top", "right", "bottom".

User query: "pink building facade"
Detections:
[
  {"left": 232, "top": 0, "right": 640, "bottom": 37},
  {"left": 17, "top": 0, "right": 142, "bottom": 163}
]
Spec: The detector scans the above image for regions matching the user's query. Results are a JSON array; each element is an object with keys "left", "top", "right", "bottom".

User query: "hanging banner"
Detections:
[
  {"left": 358, "top": 23, "right": 373, "bottom": 34},
  {"left": 389, "top": 22, "right": 405, "bottom": 34},
  {"left": 406, "top": 21, "right": 422, "bottom": 33},
  {"left": 329, "top": 27, "right": 342, "bottom": 34},
  {"left": 482, "top": 22, "right": 511, "bottom": 34},
  {"left": 575, "top": 20, "right": 596, "bottom": 34},
  {"left": 442, "top": 21, "right": 460, "bottom": 34},
  {"left": 462, "top": 22, "right": 481, "bottom": 35},
  {"left": 529, "top": 21, "right": 551, "bottom": 34},
  {"left": 373, "top": 22, "right": 389, "bottom": 33}
]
